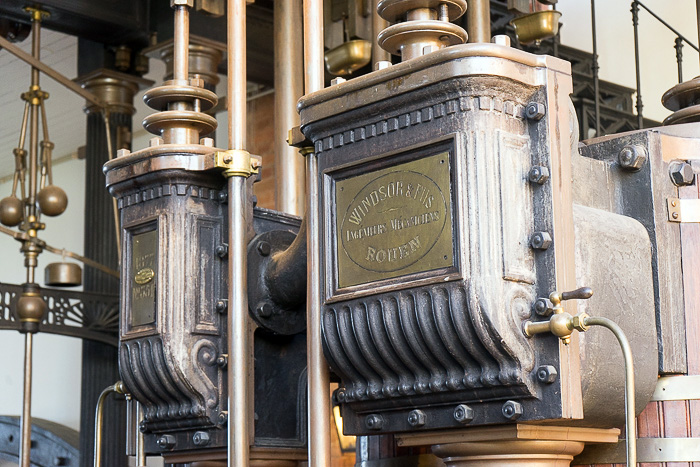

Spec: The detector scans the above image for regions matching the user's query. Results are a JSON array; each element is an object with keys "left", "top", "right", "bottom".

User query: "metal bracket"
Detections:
[
  {"left": 667, "top": 198, "right": 700, "bottom": 222},
  {"left": 214, "top": 150, "right": 261, "bottom": 178},
  {"left": 651, "top": 375, "right": 700, "bottom": 401}
]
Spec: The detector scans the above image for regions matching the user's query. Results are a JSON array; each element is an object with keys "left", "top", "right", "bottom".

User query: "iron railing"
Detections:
[{"left": 631, "top": 0, "right": 699, "bottom": 128}]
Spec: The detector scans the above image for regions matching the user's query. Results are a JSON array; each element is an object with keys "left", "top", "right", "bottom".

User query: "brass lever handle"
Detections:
[{"left": 560, "top": 286, "right": 593, "bottom": 302}]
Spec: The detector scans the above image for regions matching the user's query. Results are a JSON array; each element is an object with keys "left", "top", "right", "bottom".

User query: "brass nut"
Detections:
[
  {"left": 536, "top": 365, "right": 558, "bottom": 384},
  {"left": 669, "top": 161, "right": 695, "bottom": 186},
  {"left": 530, "top": 232, "right": 552, "bottom": 250},
  {"left": 528, "top": 166, "right": 550, "bottom": 184},
  {"left": 453, "top": 404, "right": 474, "bottom": 424},
  {"left": 365, "top": 414, "right": 384, "bottom": 431},
  {"left": 407, "top": 409, "right": 426, "bottom": 427},
  {"left": 571, "top": 312, "right": 590, "bottom": 332},
  {"left": 618, "top": 144, "right": 647, "bottom": 171},
  {"left": 501, "top": 400, "right": 523, "bottom": 420}
]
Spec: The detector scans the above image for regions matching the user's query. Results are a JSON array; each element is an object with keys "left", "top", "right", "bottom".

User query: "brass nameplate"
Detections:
[
  {"left": 131, "top": 228, "right": 157, "bottom": 327},
  {"left": 335, "top": 152, "right": 454, "bottom": 289}
]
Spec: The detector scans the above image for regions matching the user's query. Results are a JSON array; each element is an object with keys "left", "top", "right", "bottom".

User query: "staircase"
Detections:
[{"left": 484, "top": 0, "right": 661, "bottom": 140}]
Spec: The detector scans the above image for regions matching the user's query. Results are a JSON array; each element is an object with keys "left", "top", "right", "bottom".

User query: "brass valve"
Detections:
[{"left": 524, "top": 287, "right": 593, "bottom": 344}]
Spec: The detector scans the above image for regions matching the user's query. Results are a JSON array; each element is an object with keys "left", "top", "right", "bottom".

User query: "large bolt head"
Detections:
[
  {"left": 525, "top": 102, "right": 546, "bottom": 121},
  {"left": 530, "top": 232, "right": 552, "bottom": 250},
  {"left": 365, "top": 414, "right": 384, "bottom": 431},
  {"left": 618, "top": 145, "right": 647, "bottom": 171},
  {"left": 453, "top": 404, "right": 474, "bottom": 424},
  {"left": 156, "top": 434, "right": 176, "bottom": 449},
  {"left": 536, "top": 365, "right": 558, "bottom": 384},
  {"left": 528, "top": 166, "right": 550, "bottom": 184},
  {"left": 407, "top": 409, "right": 426, "bottom": 427},
  {"left": 37, "top": 185, "right": 68, "bottom": 217},
  {"left": 0, "top": 196, "right": 23, "bottom": 226},
  {"left": 669, "top": 161, "right": 695, "bottom": 186},
  {"left": 192, "top": 431, "right": 211, "bottom": 446},
  {"left": 502, "top": 400, "right": 523, "bottom": 420},
  {"left": 533, "top": 297, "right": 554, "bottom": 317}
]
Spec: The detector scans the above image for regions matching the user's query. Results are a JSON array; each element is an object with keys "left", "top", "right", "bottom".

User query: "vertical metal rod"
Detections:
[
  {"left": 19, "top": 332, "right": 33, "bottom": 467},
  {"left": 136, "top": 402, "right": 146, "bottom": 467},
  {"left": 102, "top": 112, "right": 122, "bottom": 259},
  {"left": 303, "top": 0, "right": 331, "bottom": 465},
  {"left": 27, "top": 17, "right": 40, "bottom": 222},
  {"left": 631, "top": 1, "right": 644, "bottom": 129},
  {"left": 697, "top": 0, "right": 700, "bottom": 67},
  {"left": 274, "top": 0, "right": 306, "bottom": 216},
  {"left": 226, "top": 2, "right": 250, "bottom": 467},
  {"left": 227, "top": 176, "right": 249, "bottom": 467},
  {"left": 584, "top": 317, "right": 636, "bottom": 467},
  {"left": 372, "top": 0, "right": 390, "bottom": 67},
  {"left": 675, "top": 36, "right": 684, "bottom": 83},
  {"left": 591, "top": 0, "right": 601, "bottom": 136},
  {"left": 466, "top": 0, "right": 491, "bottom": 43},
  {"left": 173, "top": 5, "right": 190, "bottom": 82}
]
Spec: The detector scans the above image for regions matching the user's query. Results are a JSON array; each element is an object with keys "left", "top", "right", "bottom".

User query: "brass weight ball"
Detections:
[
  {"left": 37, "top": 185, "right": 68, "bottom": 216},
  {"left": 0, "top": 195, "right": 24, "bottom": 226},
  {"left": 17, "top": 284, "right": 48, "bottom": 333}
]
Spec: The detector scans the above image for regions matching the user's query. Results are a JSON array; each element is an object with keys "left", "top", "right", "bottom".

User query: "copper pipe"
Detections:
[
  {"left": 19, "top": 333, "right": 33, "bottom": 467},
  {"left": 93, "top": 382, "right": 125, "bottom": 467},
  {"left": 372, "top": 0, "right": 390, "bottom": 67},
  {"left": 467, "top": 0, "right": 491, "bottom": 43},
  {"left": 274, "top": 0, "right": 305, "bottom": 216},
  {"left": 226, "top": 2, "right": 251, "bottom": 467}
]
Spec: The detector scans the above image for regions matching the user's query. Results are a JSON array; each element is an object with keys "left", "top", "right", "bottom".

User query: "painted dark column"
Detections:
[{"left": 76, "top": 68, "right": 151, "bottom": 467}]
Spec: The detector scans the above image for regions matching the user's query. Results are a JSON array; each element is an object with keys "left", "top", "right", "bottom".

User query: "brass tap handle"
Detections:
[{"left": 560, "top": 287, "right": 593, "bottom": 302}]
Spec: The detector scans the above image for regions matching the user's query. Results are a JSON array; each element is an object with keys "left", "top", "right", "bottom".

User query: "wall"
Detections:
[{"left": 557, "top": 0, "right": 700, "bottom": 123}]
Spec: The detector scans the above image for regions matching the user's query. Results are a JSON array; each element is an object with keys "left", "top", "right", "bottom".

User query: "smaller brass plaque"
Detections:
[
  {"left": 335, "top": 151, "right": 454, "bottom": 289},
  {"left": 131, "top": 228, "right": 157, "bottom": 327}
]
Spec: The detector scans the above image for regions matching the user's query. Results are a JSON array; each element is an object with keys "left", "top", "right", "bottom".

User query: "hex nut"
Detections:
[
  {"left": 216, "top": 354, "right": 228, "bottom": 368},
  {"left": 216, "top": 244, "right": 228, "bottom": 258},
  {"left": 533, "top": 297, "right": 554, "bottom": 317},
  {"left": 257, "top": 241, "right": 271, "bottom": 256},
  {"left": 502, "top": 400, "right": 523, "bottom": 420},
  {"left": 453, "top": 404, "right": 474, "bottom": 424},
  {"left": 156, "top": 434, "right": 176, "bottom": 449},
  {"left": 192, "top": 431, "right": 211, "bottom": 446},
  {"left": 528, "top": 166, "right": 550, "bottom": 184},
  {"left": 536, "top": 365, "right": 558, "bottom": 384},
  {"left": 530, "top": 232, "right": 552, "bottom": 250},
  {"left": 218, "top": 411, "right": 228, "bottom": 425},
  {"left": 618, "top": 144, "right": 647, "bottom": 171},
  {"left": 525, "top": 102, "right": 546, "bottom": 120},
  {"left": 215, "top": 299, "right": 228, "bottom": 313},
  {"left": 571, "top": 313, "right": 590, "bottom": 332},
  {"left": 365, "top": 414, "right": 384, "bottom": 431},
  {"left": 669, "top": 161, "right": 695, "bottom": 186},
  {"left": 407, "top": 409, "right": 426, "bottom": 427}
]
